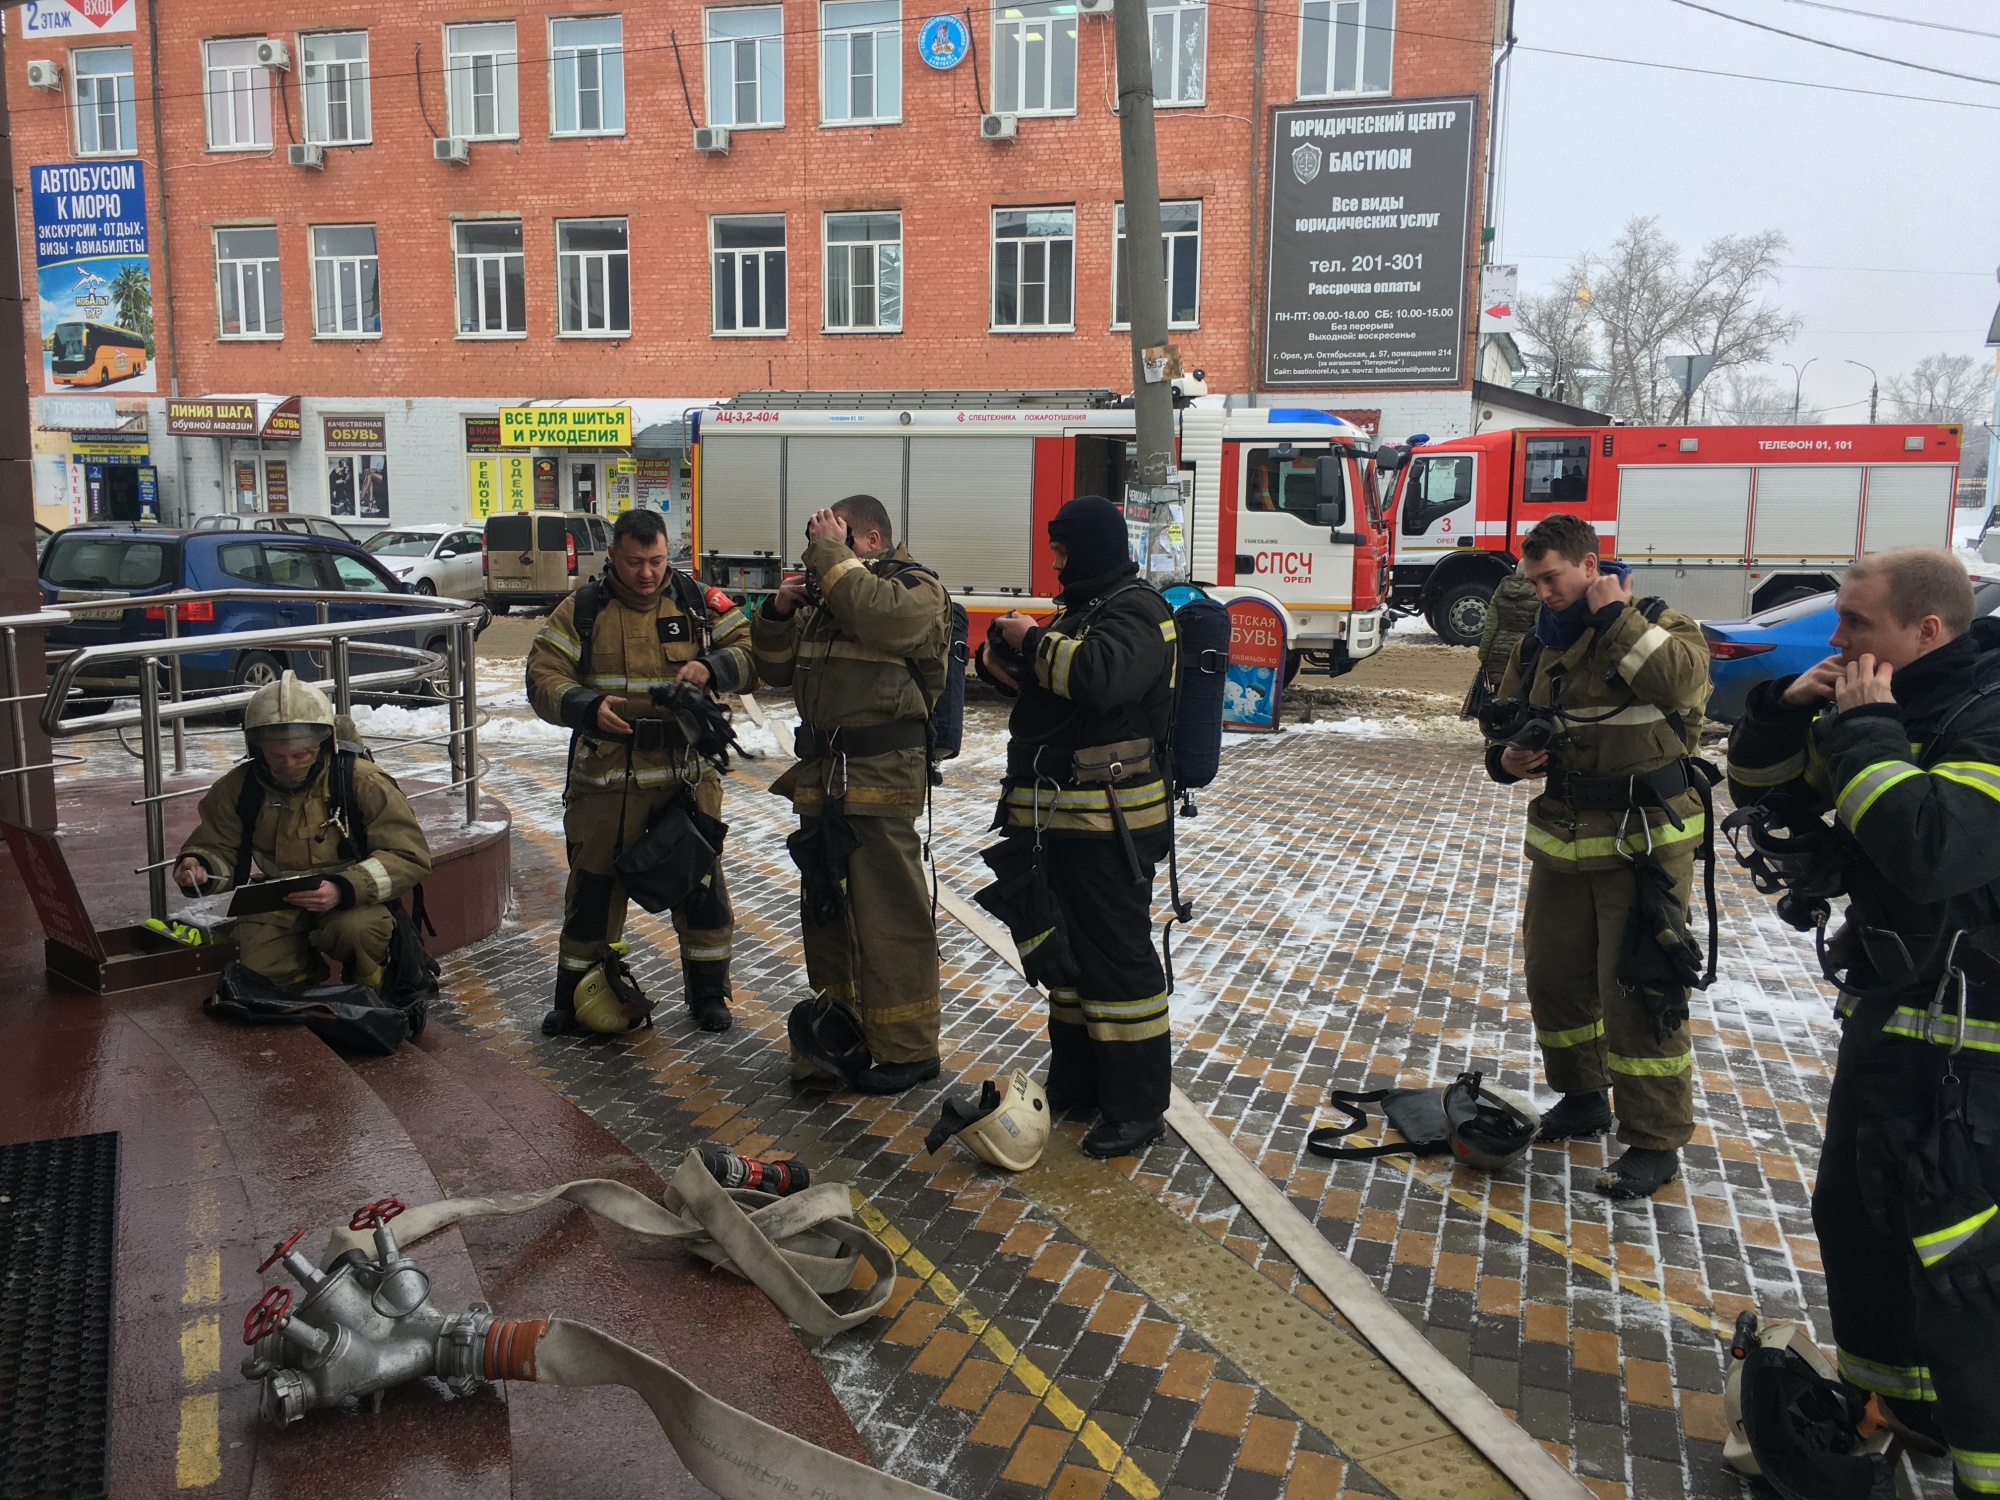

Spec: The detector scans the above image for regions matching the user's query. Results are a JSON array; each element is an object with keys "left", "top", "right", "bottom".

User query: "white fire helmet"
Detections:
[
  {"left": 924, "top": 1071, "right": 1049, "bottom": 1172},
  {"left": 242, "top": 671, "right": 335, "bottom": 756}
]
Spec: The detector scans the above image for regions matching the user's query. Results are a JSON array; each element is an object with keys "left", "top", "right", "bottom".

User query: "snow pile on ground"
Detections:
[{"left": 349, "top": 701, "right": 570, "bottom": 747}]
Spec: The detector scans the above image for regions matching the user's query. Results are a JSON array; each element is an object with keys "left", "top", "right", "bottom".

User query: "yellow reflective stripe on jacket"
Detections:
[
  {"left": 1955, "top": 1449, "right": 2000, "bottom": 1495},
  {"left": 1931, "top": 760, "right": 2000, "bottom": 807},
  {"left": 1882, "top": 1007, "right": 2000, "bottom": 1054},
  {"left": 819, "top": 556, "right": 865, "bottom": 589},
  {"left": 535, "top": 622, "right": 583, "bottom": 662},
  {"left": 1914, "top": 1205, "right": 1998, "bottom": 1268},
  {"left": 585, "top": 674, "right": 678, "bottom": 694},
  {"left": 1727, "top": 749, "right": 1807, "bottom": 788},
  {"left": 1837, "top": 1349, "right": 1934, "bottom": 1403},
  {"left": 1617, "top": 624, "right": 1673, "bottom": 680},
  {"left": 1536, "top": 1019, "right": 1606, "bottom": 1049},
  {"left": 1523, "top": 813, "right": 1708, "bottom": 863},
  {"left": 1159, "top": 619, "right": 1178, "bottom": 643},
  {"left": 1835, "top": 759, "right": 1922, "bottom": 830},
  {"left": 1004, "top": 782, "right": 1169, "bottom": 813},
  {"left": 1044, "top": 634, "right": 1080, "bottom": 697},
  {"left": 1607, "top": 1049, "right": 1692, "bottom": 1077}
]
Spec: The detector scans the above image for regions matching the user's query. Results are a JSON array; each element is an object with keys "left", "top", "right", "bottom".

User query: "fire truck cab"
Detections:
[
  {"left": 1384, "top": 423, "right": 1964, "bottom": 643},
  {"left": 689, "top": 393, "right": 1393, "bottom": 677}
]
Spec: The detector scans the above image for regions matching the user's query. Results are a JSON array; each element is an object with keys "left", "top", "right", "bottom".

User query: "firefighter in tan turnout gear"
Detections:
[
  {"left": 1485, "top": 513, "right": 1715, "bottom": 1200},
  {"left": 526, "top": 507, "right": 758, "bottom": 1036},
  {"left": 751, "top": 494, "right": 953, "bottom": 1095},
  {"left": 174, "top": 672, "right": 432, "bottom": 988}
]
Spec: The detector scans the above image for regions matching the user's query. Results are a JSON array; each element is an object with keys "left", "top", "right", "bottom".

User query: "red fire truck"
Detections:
[
  {"left": 689, "top": 393, "right": 1398, "bottom": 676},
  {"left": 1385, "top": 423, "right": 1965, "bottom": 644}
]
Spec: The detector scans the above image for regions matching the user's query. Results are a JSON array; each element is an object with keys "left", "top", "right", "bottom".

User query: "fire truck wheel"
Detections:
[{"left": 1430, "top": 581, "right": 1493, "bottom": 649}]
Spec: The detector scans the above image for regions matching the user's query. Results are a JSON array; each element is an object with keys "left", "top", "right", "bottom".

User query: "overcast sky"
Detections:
[{"left": 1497, "top": 0, "right": 2000, "bottom": 417}]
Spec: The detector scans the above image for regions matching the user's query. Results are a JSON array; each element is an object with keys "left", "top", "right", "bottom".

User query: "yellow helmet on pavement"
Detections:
[
  {"left": 572, "top": 950, "right": 654, "bottom": 1034},
  {"left": 924, "top": 1071, "right": 1049, "bottom": 1172}
]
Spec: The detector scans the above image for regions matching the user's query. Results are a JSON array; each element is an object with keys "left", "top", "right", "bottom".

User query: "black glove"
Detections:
[
  {"left": 648, "top": 682, "right": 752, "bottom": 768},
  {"left": 983, "top": 617, "right": 1030, "bottom": 684}
]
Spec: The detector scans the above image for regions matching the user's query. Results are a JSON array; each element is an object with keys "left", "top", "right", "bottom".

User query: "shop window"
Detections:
[
  {"left": 324, "top": 416, "right": 390, "bottom": 520},
  {"left": 1149, "top": 0, "right": 1205, "bottom": 105},
  {"left": 216, "top": 227, "right": 282, "bottom": 339},
  {"left": 454, "top": 221, "right": 526, "bottom": 337},
  {"left": 1299, "top": 0, "right": 1392, "bottom": 98},
  {"left": 310, "top": 225, "right": 380, "bottom": 336},
  {"left": 993, "top": 0, "right": 1075, "bottom": 117},
  {"left": 557, "top": 218, "right": 631, "bottom": 335},
  {"left": 1112, "top": 200, "right": 1200, "bottom": 329},
  {"left": 301, "top": 32, "right": 371, "bottom": 146},
  {"left": 73, "top": 47, "right": 137, "bottom": 156},
  {"left": 203, "top": 39, "right": 272, "bottom": 150},
  {"left": 551, "top": 16, "right": 624, "bottom": 135},
  {"left": 991, "top": 207, "right": 1073, "bottom": 331},
  {"left": 445, "top": 22, "right": 520, "bottom": 140},
  {"left": 822, "top": 0, "right": 900, "bottom": 124},
  {"left": 824, "top": 212, "right": 901, "bottom": 332},
  {"left": 712, "top": 215, "right": 787, "bottom": 336},
  {"left": 706, "top": 7, "right": 783, "bottom": 128}
]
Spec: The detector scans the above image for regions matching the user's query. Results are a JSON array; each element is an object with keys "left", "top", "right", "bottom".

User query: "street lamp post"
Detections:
[
  {"left": 1844, "top": 359, "right": 1879, "bottom": 423},
  {"left": 1782, "top": 359, "right": 1817, "bottom": 424}
]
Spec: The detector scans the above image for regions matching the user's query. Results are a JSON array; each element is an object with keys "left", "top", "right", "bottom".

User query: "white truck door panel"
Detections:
[
  {"left": 1618, "top": 465, "right": 1751, "bottom": 560},
  {"left": 906, "top": 436, "right": 1033, "bottom": 593},
  {"left": 1750, "top": 466, "right": 1862, "bottom": 559},
  {"left": 1862, "top": 465, "right": 1953, "bottom": 552},
  {"left": 698, "top": 436, "right": 782, "bottom": 556}
]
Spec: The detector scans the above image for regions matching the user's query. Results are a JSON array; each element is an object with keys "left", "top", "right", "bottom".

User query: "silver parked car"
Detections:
[{"left": 363, "top": 523, "right": 487, "bottom": 598}]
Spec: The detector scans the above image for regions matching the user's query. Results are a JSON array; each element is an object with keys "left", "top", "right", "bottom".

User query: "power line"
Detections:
[
  {"left": 1663, "top": 0, "right": 2000, "bottom": 89},
  {"left": 1771, "top": 0, "right": 2000, "bottom": 43},
  {"left": 1509, "top": 252, "right": 1994, "bottom": 279}
]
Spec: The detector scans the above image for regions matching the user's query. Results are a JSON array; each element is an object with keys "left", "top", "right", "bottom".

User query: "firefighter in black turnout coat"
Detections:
[{"left": 978, "top": 495, "right": 1179, "bottom": 1160}]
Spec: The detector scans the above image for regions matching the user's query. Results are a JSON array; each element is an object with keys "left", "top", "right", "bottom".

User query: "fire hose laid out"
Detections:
[{"left": 239, "top": 1150, "right": 952, "bottom": 1500}]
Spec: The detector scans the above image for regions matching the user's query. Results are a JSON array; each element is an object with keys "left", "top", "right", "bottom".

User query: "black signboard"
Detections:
[{"left": 1263, "top": 94, "right": 1477, "bottom": 389}]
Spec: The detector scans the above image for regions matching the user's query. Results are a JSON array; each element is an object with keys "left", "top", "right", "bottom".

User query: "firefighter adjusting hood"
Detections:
[{"left": 243, "top": 672, "right": 336, "bottom": 788}]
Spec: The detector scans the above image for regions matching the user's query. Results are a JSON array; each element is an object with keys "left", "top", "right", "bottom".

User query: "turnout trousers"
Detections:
[
  {"left": 1521, "top": 847, "right": 1696, "bottom": 1151},
  {"left": 798, "top": 811, "right": 941, "bottom": 1066},
  {"left": 1044, "top": 830, "right": 1172, "bottom": 1125},
  {"left": 1814, "top": 1009, "right": 2000, "bottom": 1499},
  {"left": 236, "top": 903, "right": 394, "bottom": 989},
  {"left": 560, "top": 773, "right": 733, "bottom": 998}
]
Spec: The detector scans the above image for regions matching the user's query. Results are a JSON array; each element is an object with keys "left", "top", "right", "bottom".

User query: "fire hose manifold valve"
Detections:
[{"left": 239, "top": 1198, "right": 546, "bottom": 1425}]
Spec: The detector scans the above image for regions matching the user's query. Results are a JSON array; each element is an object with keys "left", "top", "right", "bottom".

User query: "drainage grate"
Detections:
[{"left": 0, "top": 1133, "right": 119, "bottom": 1500}]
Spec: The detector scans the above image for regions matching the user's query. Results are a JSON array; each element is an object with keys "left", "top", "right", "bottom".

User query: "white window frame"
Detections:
[
  {"left": 823, "top": 212, "right": 902, "bottom": 333},
  {"left": 214, "top": 226, "right": 283, "bottom": 340},
  {"left": 1112, "top": 200, "right": 1201, "bottom": 330},
  {"left": 1148, "top": 0, "right": 1205, "bottom": 107},
  {"left": 444, "top": 22, "right": 520, "bottom": 141},
  {"left": 556, "top": 218, "right": 632, "bottom": 337},
  {"left": 309, "top": 224, "right": 381, "bottom": 339},
  {"left": 202, "top": 38, "right": 273, "bottom": 151},
  {"left": 453, "top": 220, "right": 527, "bottom": 339},
  {"left": 821, "top": 0, "right": 901, "bottom": 126},
  {"left": 1298, "top": 0, "right": 1394, "bottom": 99},
  {"left": 72, "top": 46, "right": 137, "bottom": 157},
  {"left": 705, "top": 6, "right": 785, "bottom": 129},
  {"left": 300, "top": 31, "right": 372, "bottom": 146},
  {"left": 990, "top": 206, "right": 1075, "bottom": 333},
  {"left": 992, "top": 0, "right": 1077, "bottom": 118},
  {"left": 711, "top": 215, "right": 789, "bottom": 337},
  {"left": 549, "top": 15, "right": 626, "bottom": 136}
]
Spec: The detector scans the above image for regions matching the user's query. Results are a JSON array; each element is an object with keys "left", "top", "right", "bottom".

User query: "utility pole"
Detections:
[
  {"left": 1111, "top": 0, "right": 1175, "bottom": 502},
  {"left": 1845, "top": 359, "right": 1879, "bottom": 423},
  {"left": 1783, "top": 358, "right": 1816, "bottom": 424}
]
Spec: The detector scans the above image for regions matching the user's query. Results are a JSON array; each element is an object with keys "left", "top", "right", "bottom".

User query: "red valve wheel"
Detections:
[
  {"left": 256, "top": 1228, "right": 306, "bottom": 1274},
  {"left": 348, "top": 1198, "right": 406, "bottom": 1232},
  {"left": 243, "top": 1285, "right": 292, "bottom": 1345}
]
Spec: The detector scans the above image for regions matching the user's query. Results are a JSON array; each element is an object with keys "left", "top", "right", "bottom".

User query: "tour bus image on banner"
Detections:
[
  {"left": 1263, "top": 96, "right": 1476, "bottom": 389},
  {"left": 31, "top": 161, "right": 154, "bottom": 394}
]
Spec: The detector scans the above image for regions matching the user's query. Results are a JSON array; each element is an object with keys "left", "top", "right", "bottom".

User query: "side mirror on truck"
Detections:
[
  {"left": 1314, "top": 457, "right": 1346, "bottom": 527},
  {"left": 1373, "top": 444, "right": 1410, "bottom": 474}
]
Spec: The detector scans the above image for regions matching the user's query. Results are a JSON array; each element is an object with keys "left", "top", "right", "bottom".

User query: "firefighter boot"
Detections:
[
  {"left": 542, "top": 966, "right": 585, "bottom": 1036},
  {"left": 683, "top": 959, "right": 733, "bottom": 1034},
  {"left": 1537, "top": 1090, "right": 1612, "bottom": 1141},
  {"left": 1596, "top": 1146, "right": 1681, "bottom": 1200}
]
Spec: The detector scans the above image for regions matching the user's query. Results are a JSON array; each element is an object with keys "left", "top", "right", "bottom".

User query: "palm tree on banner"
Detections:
[{"left": 109, "top": 264, "right": 154, "bottom": 355}]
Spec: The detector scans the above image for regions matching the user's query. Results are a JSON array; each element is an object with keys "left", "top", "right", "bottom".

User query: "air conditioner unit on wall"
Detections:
[
  {"left": 25, "top": 60, "right": 62, "bottom": 93},
  {"left": 979, "top": 113, "right": 1018, "bottom": 141},
  {"left": 433, "top": 137, "right": 471, "bottom": 164},
  {"left": 255, "top": 39, "right": 291, "bottom": 70},
  {"left": 287, "top": 142, "right": 325, "bottom": 170},
  {"left": 692, "top": 126, "right": 730, "bottom": 154},
  {"left": 1076, "top": 0, "right": 1114, "bottom": 15}
]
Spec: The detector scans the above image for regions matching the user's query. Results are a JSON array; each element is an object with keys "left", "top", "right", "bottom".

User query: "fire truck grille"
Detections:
[{"left": 0, "top": 1132, "right": 119, "bottom": 1500}]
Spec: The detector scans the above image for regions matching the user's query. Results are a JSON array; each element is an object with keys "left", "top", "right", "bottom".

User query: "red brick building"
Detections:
[{"left": 14, "top": 0, "right": 1507, "bottom": 532}]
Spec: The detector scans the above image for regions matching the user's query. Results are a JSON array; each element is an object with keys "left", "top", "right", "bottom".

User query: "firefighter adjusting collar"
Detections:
[
  {"left": 924, "top": 1071, "right": 1050, "bottom": 1172},
  {"left": 244, "top": 672, "right": 336, "bottom": 787}
]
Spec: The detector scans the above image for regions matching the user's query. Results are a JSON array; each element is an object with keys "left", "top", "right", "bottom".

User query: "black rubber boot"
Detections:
[
  {"left": 1595, "top": 1146, "right": 1681, "bottom": 1200},
  {"left": 683, "top": 960, "right": 733, "bottom": 1034},
  {"left": 542, "top": 967, "right": 584, "bottom": 1036},
  {"left": 1081, "top": 1115, "right": 1166, "bottom": 1160},
  {"left": 1536, "top": 1090, "right": 1612, "bottom": 1141},
  {"left": 1043, "top": 1080, "right": 1099, "bottom": 1116},
  {"left": 854, "top": 1058, "right": 942, "bottom": 1095}
]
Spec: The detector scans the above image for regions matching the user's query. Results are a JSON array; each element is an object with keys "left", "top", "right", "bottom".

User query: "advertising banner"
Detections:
[
  {"left": 324, "top": 415, "right": 388, "bottom": 519},
  {"left": 20, "top": 0, "right": 137, "bottom": 37},
  {"left": 500, "top": 406, "right": 631, "bottom": 448},
  {"left": 1263, "top": 96, "right": 1477, "bottom": 389},
  {"left": 32, "top": 161, "right": 154, "bottom": 394},
  {"left": 1480, "top": 263, "right": 1518, "bottom": 333},
  {"left": 1222, "top": 597, "right": 1288, "bottom": 732}
]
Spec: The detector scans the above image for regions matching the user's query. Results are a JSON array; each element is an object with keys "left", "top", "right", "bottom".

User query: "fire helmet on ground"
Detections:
[
  {"left": 573, "top": 952, "right": 653, "bottom": 1034},
  {"left": 1443, "top": 1073, "right": 1540, "bottom": 1171},
  {"left": 924, "top": 1071, "right": 1049, "bottom": 1172},
  {"left": 243, "top": 671, "right": 336, "bottom": 753},
  {"left": 1723, "top": 1314, "right": 1893, "bottom": 1500}
]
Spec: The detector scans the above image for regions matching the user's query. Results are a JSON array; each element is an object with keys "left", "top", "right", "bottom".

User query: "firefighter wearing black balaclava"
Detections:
[
  {"left": 1727, "top": 547, "right": 2000, "bottom": 1494},
  {"left": 976, "top": 495, "right": 1178, "bottom": 1160}
]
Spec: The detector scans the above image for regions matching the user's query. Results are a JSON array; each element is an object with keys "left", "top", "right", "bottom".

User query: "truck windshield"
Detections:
[{"left": 1246, "top": 447, "right": 1335, "bottom": 521}]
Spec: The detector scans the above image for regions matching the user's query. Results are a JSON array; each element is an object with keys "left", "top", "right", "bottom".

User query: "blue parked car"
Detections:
[
  {"left": 39, "top": 526, "right": 463, "bottom": 714},
  {"left": 1702, "top": 576, "right": 2000, "bottom": 725}
]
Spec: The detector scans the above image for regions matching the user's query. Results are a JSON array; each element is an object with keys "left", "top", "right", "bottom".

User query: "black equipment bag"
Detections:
[
  {"left": 204, "top": 961, "right": 413, "bottom": 1057},
  {"left": 786, "top": 802, "right": 863, "bottom": 925},
  {"left": 615, "top": 792, "right": 727, "bottom": 914},
  {"left": 1170, "top": 590, "right": 1230, "bottom": 793},
  {"left": 1617, "top": 846, "right": 1705, "bottom": 1041},
  {"left": 1306, "top": 1083, "right": 1452, "bottom": 1160},
  {"left": 973, "top": 833, "right": 1081, "bottom": 989}
]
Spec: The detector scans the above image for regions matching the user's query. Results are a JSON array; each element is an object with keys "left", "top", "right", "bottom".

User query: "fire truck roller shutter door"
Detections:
[
  {"left": 1617, "top": 465, "right": 1752, "bottom": 559},
  {"left": 906, "top": 437, "right": 1034, "bottom": 594},
  {"left": 1862, "top": 465, "right": 1955, "bottom": 552},
  {"left": 785, "top": 437, "right": 907, "bottom": 531},
  {"left": 699, "top": 435, "right": 782, "bottom": 557},
  {"left": 1749, "top": 466, "right": 1864, "bottom": 560}
]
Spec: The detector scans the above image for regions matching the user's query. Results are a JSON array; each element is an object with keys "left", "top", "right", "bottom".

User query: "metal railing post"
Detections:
[
  {"left": 332, "top": 637, "right": 352, "bottom": 718},
  {"left": 457, "top": 618, "right": 479, "bottom": 824},
  {"left": 444, "top": 624, "right": 466, "bottom": 790},
  {"left": 315, "top": 599, "right": 329, "bottom": 678},
  {"left": 137, "top": 655, "right": 167, "bottom": 922},
  {"left": 165, "top": 602, "right": 186, "bottom": 774}
]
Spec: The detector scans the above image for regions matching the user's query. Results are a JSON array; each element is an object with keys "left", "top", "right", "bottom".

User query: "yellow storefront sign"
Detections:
[
  {"left": 499, "top": 406, "right": 631, "bottom": 448},
  {"left": 469, "top": 454, "right": 534, "bottom": 519}
]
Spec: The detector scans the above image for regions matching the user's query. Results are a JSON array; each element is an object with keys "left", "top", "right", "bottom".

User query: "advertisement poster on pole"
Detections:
[
  {"left": 1222, "top": 596, "right": 1288, "bottom": 732},
  {"left": 31, "top": 161, "right": 155, "bottom": 394}
]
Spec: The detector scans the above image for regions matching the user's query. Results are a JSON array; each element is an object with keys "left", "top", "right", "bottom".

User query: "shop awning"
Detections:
[
  {"left": 37, "top": 396, "right": 145, "bottom": 433},
  {"left": 634, "top": 421, "right": 688, "bottom": 455},
  {"left": 165, "top": 394, "right": 302, "bottom": 440}
]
